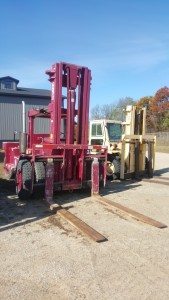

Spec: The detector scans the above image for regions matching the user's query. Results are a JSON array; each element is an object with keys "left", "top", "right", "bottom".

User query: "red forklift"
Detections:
[
  {"left": 2, "top": 62, "right": 166, "bottom": 242},
  {"left": 3, "top": 62, "right": 107, "bottom": 201}
]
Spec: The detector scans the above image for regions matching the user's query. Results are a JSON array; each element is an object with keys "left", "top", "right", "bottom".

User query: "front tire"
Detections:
[
  {"left": 16, "top": 159, "right": 32, "bottom": 200},
  {"left": 107, "top": 157, "right": 121, "bottom": 180}
]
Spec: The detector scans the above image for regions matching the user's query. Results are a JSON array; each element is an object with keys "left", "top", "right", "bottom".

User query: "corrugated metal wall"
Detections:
[{"left": 0, "top": 96, "right": 50, "bottom": 142}]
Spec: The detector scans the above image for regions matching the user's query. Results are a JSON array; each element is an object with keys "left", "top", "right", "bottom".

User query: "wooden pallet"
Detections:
[{"left": 94, "top": 195, "right": 167, "bottom": 229}]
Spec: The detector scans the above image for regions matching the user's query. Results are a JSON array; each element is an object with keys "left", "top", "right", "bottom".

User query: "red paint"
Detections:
[
  {"left": 3, "top": 62, "right": 107, "bottom": 201},
  {"left": 45, "top": 161, "right": 54, "bottom": 203},
  {"left": 91, "top": 158, "right": 99, "bottom": 195}
]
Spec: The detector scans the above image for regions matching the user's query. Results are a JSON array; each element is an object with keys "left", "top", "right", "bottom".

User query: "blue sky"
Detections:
[{"left": 0, "top": 0, "right": 169, "bottom": 108}]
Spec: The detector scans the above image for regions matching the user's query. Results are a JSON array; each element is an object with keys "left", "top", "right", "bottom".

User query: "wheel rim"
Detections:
[{"left": 106, "top": 162, "right": 115, "bottom": 176}]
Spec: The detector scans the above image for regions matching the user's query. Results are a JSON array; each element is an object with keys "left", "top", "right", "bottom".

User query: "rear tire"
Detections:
[
  {"left": 145, "top": 156, "right": 153, "bottom": 178},
  {"left": 16, "top": 159, "right": 32, "bottom": 200}
]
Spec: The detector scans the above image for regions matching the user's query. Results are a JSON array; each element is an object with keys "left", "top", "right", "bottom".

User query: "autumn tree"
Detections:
[
  {"left": 136, "top": 96, "right": 156, "bottom": 131},
  {"left": 91, "top": 87, "right": 169, "bottom": 131},
  {"left": 151, "top": 87, "right": 169, "bottom": 130},
  {"left": 136, "top": 87, "right": 169, "bottom": 131},
  {"left": 151, "top": 87, "right": 169, "bottom": 113}
]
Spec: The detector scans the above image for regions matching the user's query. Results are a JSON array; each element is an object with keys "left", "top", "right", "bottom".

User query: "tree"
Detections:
[
  {"left": 90, "top": 104, "right": 102, "bottom": 119},
  {"left": 102, "top": 104, "right": 115, "bottom": 119},
  {"left": 136, "top": 88, "right": 169, "bottom": 131},
  {"left": 151, "top": 87, "right": 169, "bottom": 113},
  {"left": 150, "top": 87, "right": 169, "bottom": 130},
  {"left": 137, "top": 96, "right": 152, "bottom": 109},
  {"left": 90, "top": 97, "right": 135, "bottom": 120},
  {"left": 161, "top": 111, "right": 169, "bottom": 130},
  {"left": 136, "top": 96, "right": 156, "bottom": 131},
  {"left": 117, "top": 97, "right": 136, "bottom": 109},
  {"left": 91, "top": 87, "right": 169, "bottom": 131},
  {"left": 114, "top": 97, "right": 136, "bottom": 120}
]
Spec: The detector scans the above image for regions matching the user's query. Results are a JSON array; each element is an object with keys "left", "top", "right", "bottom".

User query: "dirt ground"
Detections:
[{"left": 0, "top": 152, "right": 169, "bottom": 300}]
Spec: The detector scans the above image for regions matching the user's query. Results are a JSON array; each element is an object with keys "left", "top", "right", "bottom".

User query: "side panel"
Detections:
[{"left": 0, "top": 97, "right": 50, "bottom": 145}]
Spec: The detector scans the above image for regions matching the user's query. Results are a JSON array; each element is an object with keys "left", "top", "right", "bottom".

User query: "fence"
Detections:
[{"left": 148, "top": 131, "right": 169, "bottom": 146}]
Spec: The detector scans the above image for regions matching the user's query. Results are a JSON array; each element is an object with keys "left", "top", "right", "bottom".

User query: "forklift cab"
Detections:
[{"left": 89, "top": 120, "right": 122, "bottom": 152}]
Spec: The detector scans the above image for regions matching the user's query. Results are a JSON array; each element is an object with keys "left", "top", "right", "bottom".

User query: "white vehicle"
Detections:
[
  {"left": 89, "top": 120, "right": 122, "bottom": 178},
  {"left": 89, "top": 106, "right": 156, "bottom": 180}
]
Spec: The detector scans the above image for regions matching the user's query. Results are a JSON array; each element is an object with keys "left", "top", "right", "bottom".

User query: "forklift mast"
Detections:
[
  {"left": 46, "top": 62, "right": 91, "bottom": 145},
  {"left": 3, "top": 62, "right": 107, "bottom": 200}
]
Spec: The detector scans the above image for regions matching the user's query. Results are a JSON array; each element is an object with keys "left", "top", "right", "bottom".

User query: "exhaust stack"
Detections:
[{"left": 19, "top": 101, "right": 27, "bottom": 153}]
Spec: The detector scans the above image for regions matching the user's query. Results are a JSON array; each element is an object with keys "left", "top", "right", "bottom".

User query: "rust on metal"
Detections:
[
  {"left": 94, "top": 195, "right": 167, "bottom": 229},
  {"left": 91, "top": 157, "right": 99, "bottom": 195},
  {"left": 45, "top": 160, "right": 54, "bottom": 203},
  {"left": 3, "top": 62, "right": 107, "bottom": 201},
  {"left": 45, "top": 198, "right": 107, "bottom": 243},
  {"left": 57, "top": 209, "right": 107, "bottom": 243}
]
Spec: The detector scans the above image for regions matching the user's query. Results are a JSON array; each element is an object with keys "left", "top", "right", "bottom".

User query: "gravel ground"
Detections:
[{"left": 0, "top": 152, "right": 169, "bottom": 300}]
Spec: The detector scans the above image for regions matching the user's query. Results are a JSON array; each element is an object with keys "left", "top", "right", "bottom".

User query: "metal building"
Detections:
[{"left": 0, "top": 76, "right": 51, "bottom": 145}]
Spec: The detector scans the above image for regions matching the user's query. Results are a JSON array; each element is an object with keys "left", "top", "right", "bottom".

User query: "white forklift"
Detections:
[
  {"left": 89, "top": 106, "right": 156, "bottom": 180},
  {"left": 89, "top": 119, "right": 122, "bottom": 178}
]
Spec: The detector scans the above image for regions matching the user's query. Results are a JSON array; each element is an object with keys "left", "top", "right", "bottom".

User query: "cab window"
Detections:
[{"left": 91, "top": 124, "right": 102, "bottom": 136}]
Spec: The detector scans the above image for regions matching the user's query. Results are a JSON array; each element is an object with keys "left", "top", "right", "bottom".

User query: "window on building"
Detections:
[
  {"left": 0, "top": 77, "right": 18, "bottom": 90},
  {"left": 3, "top": 81, "right": 13, "bottom": 89}
]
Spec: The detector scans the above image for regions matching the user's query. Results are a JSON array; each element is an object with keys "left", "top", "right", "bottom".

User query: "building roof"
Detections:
[
  {"left": 0, "top": 76, "right": 19, "bottom": 84},
  {"left": 0, "top": 86, "right": 51, "bottom": 99},
  {"left": 0, "top": 75, "right": 51, "bottom": 99}
]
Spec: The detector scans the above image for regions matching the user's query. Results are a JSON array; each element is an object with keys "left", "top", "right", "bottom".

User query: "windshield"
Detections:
[{"left": 107, "top": 123, "right": 122, "bottom": 141}]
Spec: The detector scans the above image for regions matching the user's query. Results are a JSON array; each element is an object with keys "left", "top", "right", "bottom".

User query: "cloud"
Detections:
[
  {"left": 0, "top": 35, "right": 168, "bottom": 88},
  {"left": 74, "top": 36, "right": 169, "bottom": 73}
]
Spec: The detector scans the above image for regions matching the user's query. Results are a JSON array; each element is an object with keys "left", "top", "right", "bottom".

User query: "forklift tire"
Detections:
[
  {"left": 107, "top": 158, "right": 120, "bottom": 180},
  {"left": 145, "top": 157, "right": 149, "bottom": 170},
  {"left": 16, "top": 159, "right": 32, "bottom": 200},
  {"left": 145, "top": 156, "right": 153, "bottom": 178},
  {"left": 34, "top": 161, "right": 45, "bottom": 183}
]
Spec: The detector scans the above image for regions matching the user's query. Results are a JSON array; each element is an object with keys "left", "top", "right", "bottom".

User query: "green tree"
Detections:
[{"left": 161, "top": 111, "right": 169, "bottom": 130}]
